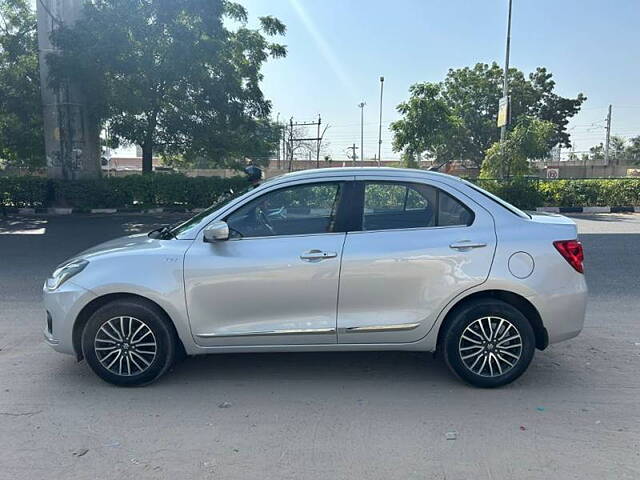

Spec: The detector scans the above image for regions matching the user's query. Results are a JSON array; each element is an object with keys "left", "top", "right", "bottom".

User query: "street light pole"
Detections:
[
  {"left": 500, "top": 0, "right": 513, "bottom": 178},
  {"left": 500, "top": 0, "right": 512, "bottom": 145},
  {"left": 358, "top": 102, "right": 366, "bottom": 166},
  {"left": 377, "top": 76, "right": 384, "bottom": 167}
]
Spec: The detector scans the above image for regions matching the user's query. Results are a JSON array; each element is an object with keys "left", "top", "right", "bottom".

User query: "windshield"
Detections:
[{"left": 169, "top": 186, "right": 253, "bottom": 237}]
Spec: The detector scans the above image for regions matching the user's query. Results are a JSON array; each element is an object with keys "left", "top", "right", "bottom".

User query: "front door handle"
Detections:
[
  {"left": 300, "top": 249, "right": 337, "bottom": 261},
  {"left": 449, "top": 241, "right": 487, "bottom": 250}
]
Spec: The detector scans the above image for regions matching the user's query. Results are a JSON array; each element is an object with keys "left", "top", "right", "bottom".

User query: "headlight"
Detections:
[{"left": 46, "top": 259, "right": 89, "bottom": 291}]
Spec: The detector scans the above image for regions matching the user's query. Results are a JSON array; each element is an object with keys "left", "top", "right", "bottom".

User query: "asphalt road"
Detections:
[{"left": 0, "top": 212, "right": 639, "bottom": 480}]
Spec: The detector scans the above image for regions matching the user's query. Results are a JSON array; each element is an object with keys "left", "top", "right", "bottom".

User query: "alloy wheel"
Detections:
[
  {"left": 458, "top": 316, "right": 522, "bottom": 377},
  {"left": 94, "top": 316, "right": 157, "bottom": 376}
]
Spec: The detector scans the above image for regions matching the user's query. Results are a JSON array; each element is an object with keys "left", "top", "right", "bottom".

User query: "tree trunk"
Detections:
[{"left": 142, "top": 142, "right": 153, "bottom": 174}]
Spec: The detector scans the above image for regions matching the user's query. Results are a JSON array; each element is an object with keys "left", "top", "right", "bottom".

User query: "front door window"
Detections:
[{"left": 226, "top": 182, "right": 343, "bottom": 238}]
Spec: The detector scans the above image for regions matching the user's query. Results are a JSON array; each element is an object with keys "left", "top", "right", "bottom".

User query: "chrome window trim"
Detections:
[
  {"left": 224, "top": 231, "right": 346, "bottom": 242},
  {"left": 346, "top": 224, "right": 468, "bottom": 235}
]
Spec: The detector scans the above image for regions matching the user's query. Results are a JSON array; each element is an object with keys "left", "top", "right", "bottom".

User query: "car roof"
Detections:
[{"left": 271, "top": 167, "right": 464, "bottom": 185}]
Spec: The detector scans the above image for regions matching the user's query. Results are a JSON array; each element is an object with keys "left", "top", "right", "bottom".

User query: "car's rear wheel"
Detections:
[
  {"left": 442, "top": 299, "right": 535, "bottom": 388},
  {"left": 81, "top": 299, "right": 176, "bottom": 387}
]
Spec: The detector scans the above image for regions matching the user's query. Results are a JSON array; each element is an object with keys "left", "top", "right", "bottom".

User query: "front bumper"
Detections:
[{"left": 43, "top": 280, "right": 97, "bottom": 356}]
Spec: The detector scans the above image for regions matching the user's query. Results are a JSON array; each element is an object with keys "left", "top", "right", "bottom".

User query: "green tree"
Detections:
[
  {"left": 391, "top": 63, "right": 585, "bottom": 169},
  {"left": 391, "top": 83, "right": 462, "bottom": 165},
  {"left": 610, "top": 135, "right": 627, "bottom": 162},
  {"left": 400, "top": 151, "right": 420, "bottom": 168},
  {"left": 0, "top": 0, "right": 44, "bottom": 170},
  {"left": 47, "top": 0, "right": 286, "bottom": 173},
  {"left": 480, "top": 117, "right": 555, "bottom": 178},
  {"left": 589, "top": 143, "right": 605, "bottom": 162},
  {"left": 567, "top": 151, "right": 579, "bottom": 162},
  {"left": 627, "top": 136, "right": 640, "bottom": 164}
]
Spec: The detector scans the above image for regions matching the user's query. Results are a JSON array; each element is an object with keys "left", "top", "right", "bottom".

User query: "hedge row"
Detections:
[
  {"left": 0, "top": 174, "right": 248, "bottom": 209},
  {"left": 476, "top": 178, "right": 640, "bottom": 210},
  {"left": 1, "top": 175, "right": 640, "bottom": 210}
]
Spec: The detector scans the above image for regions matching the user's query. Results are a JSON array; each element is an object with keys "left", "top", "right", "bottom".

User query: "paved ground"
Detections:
[{"left": 0, "top": 212, "right": 639, "bottom": 480}]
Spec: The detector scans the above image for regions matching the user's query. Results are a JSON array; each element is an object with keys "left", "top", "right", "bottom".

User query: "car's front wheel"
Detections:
[
  {"left": 81, "top": 299, "right": 176, "bottom": 386},
  {"left": 442, "top": 299, "right": 535, "bottom": 388}
]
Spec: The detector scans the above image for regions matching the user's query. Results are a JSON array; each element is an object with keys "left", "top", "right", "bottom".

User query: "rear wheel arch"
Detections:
[
  {"left": 436, "top": 289, "right": 548, "bottom": 352},
  {"left": 73, "top": 293, "right": 186, "bottom": 361}
]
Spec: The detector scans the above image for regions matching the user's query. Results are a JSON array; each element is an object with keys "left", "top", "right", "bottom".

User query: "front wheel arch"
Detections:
[
  {"left": 73, "top": 293, "right": 186, "bottom": 361},
  {"left": 436, "top": 289, "right": 548, "bottom": 353}
]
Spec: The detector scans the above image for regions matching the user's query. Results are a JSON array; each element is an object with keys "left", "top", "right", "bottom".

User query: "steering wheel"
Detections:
[
  {"left": 255, "top": 206, "right": 275, "bottom": 235},
  {"left": 268, "top": 206, "right": 287, "bottom": 221}
]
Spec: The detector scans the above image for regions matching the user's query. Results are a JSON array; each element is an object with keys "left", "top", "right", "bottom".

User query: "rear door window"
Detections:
[{"left": 361, "top": 181, "right": 473, "bottom": 231}]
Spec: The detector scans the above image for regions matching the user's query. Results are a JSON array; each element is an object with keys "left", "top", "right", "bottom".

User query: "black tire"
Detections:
[
  {"left": 81, "top": 299, "right": 176, "bottom": 387},
  {"left": 442, "top": 299, "right": 535, "bottom": 388}
]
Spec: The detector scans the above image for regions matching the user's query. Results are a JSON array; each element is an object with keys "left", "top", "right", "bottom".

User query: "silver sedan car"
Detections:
[{"left": 43, "top": 168, "right": 587, "bottom": 387}]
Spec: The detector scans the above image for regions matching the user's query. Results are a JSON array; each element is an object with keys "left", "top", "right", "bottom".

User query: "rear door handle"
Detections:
[
  {"left": 300, "top": 249, "right": 337, "bottom": 261},
  {"left": 449, "top": 241, "right": 487, "bottom": 250}
]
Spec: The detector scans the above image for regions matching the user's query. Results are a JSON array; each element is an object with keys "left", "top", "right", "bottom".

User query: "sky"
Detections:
[{"left": 240, "top": 0, "right": 640, "bottom": 162}]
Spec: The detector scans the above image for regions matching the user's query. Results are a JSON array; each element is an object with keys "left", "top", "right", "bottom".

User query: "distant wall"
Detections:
[{"left": 539, "top": 164, "right": 635, "bottom": 179}]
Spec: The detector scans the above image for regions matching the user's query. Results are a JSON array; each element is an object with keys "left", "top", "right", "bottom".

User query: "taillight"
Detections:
[{"left": 553, "top": 240, "right": 584, "bottom": 274}]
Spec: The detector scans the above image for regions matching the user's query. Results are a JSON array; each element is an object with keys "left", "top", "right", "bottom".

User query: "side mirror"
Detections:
[{"left": 203, "top": 221, "right": 229, "bottom": 243}]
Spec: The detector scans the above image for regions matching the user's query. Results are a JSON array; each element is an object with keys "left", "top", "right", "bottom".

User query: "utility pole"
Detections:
[
  {"left": 36, "top": 0, "right": 101, "bottom": 180},
  {"left": 358, "top": 102, "right": 366, "bottom": 165},
  {"left": 281, "top": 122, "right": 287, "bottom": 170},
  {"left": 288, "top": 117, "right": 294, "bottom": 171},
  {"left": 604, "top": 104, "right": 612, "bottom": 165},
  {"left": 287, "top": 117, "right": 325, "bottom": 172},
  {"left": 377, "top": 76, "right": 384, "bottom": 167},
  {"left": 276, "top": 112, "right": 281, "bottom": 169},
  {"left": 347, "top": 144, "right": 358, "bottom": 166},
  {"left": 499, "top": 0, "right": 513, "bottom": 178},
  {"left": 316, "top": 115, "right": 321, "bottom": 168}
]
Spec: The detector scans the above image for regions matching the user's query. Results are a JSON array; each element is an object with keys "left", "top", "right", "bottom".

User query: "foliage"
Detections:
[
  {"left": 476, "top": 178, "right": 640, "bottom": 209},
  {"left": 480, "top": 118, "right": 555, "bottom": 178},
  {"left": 47, "top": 0, "right": 286, "bottom": 173},
  {"left": 0, "top": 174, "right": 248, "bottom": 209},
  {"left": 610, "top": 136, "right": 627, "bottom": 162},
  {"left": 0, "top": 175, "right": 48, "bottom": 207},
  {"left": 579, "top": 136, "right": 640, "bottom": 164},
  {"left": 475, "top": 177, "right": 542, "bottom": 210},
  {"left": 585, "top": 143, "right": 604, "bottom": 162},
  {"left": 391, "top": 83, "right": 461, "bottom": 164},
  {"left": 0, "top": 0, "right": 44, "bottom": 170},
  {"left": 629, "top": 136, "right": 640, "bottom": 164},
  {"left": 400, "top": 151, "right": 421, "bottom": 169},
  {"left": 391, "top": 63, "right": 586, "bottom": 168},
  {"left": 537, "top": 179, "right": 640, "bottom": 207},
  {"left": 3, "top": 175, "right": 640, "bottom": 211}
]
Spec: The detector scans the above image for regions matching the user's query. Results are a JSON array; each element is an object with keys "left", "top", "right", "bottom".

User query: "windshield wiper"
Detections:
[{"left": 148, "top": 225, "right": 174, "bottom": 239}]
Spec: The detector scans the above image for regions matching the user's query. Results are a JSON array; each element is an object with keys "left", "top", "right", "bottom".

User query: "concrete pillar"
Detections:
[{"left": 36, "top": 0, "right": 101, "bottom": 180}]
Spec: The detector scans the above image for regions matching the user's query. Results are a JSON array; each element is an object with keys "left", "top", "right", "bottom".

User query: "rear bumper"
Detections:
[
  {"left": 530, "top": 275, "right": 587, "bottom": 345},
  {"left": 43, "top": 281, "right": 97, "bottom": 356}
]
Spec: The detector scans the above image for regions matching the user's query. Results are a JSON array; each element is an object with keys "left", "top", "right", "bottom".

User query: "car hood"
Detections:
[{"left": 69, "top": 233, "right": 163, "bottom": 263}]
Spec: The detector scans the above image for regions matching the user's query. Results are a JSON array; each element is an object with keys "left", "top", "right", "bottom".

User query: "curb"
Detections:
[
  {"left": 3, "top": 207, "right": 203, "bottom": 215},
  {"left": 536, "top": 206, "right": 638, "bottom": 214},
  {"left": 47, "top": 207, "right": 73, "bottom": 215},
  {"left": 90, "top": 208, "right": 118, "bottom": 214}
]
